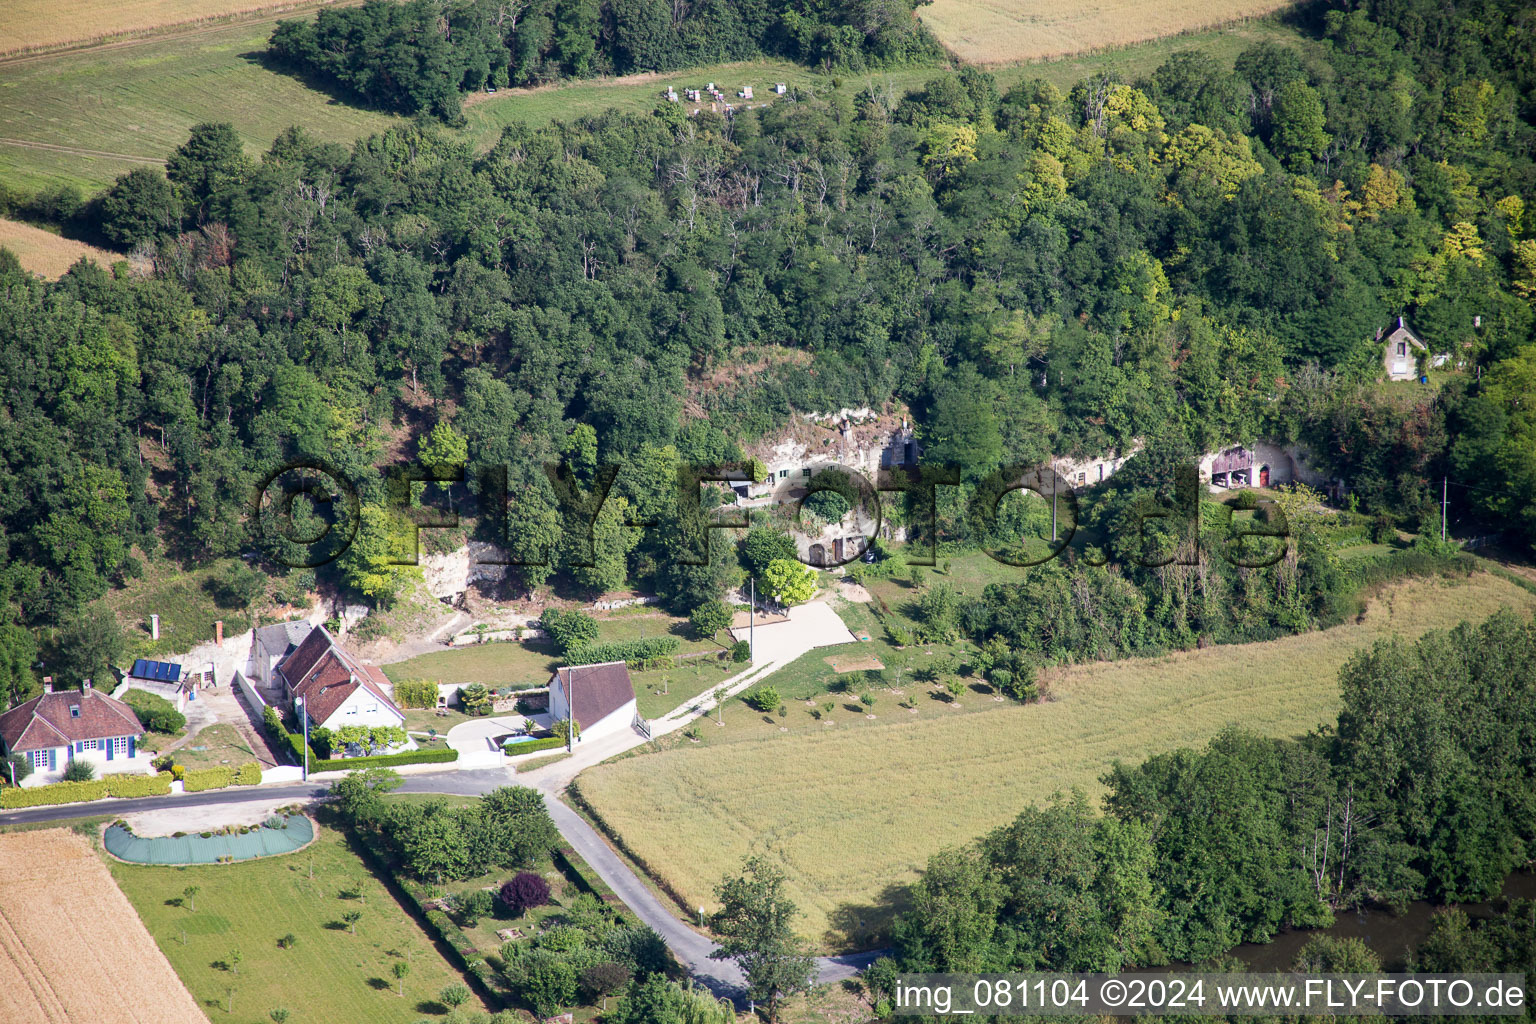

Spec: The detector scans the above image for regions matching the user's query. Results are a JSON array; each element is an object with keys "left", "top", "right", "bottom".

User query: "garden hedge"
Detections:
[
  {"left": 351, "top": 831, "right": 503, "bottom": 1003},
  {"left": 0, "top": 778, "right": 108, "bottom": 808},
  {"left": 105, "top": 774, "right": 173, "bottom": 798},
  {"left": 181, "top": 765, "right": 236, "bottom": 792},
  {"left": 310, "top": 747, "right": 458, "bottom": 773},
  {"left": 234, "top": 762, "right": 262, "bottom": 785},
  {"left": 565, "top": 636, "right": 680, "bottom": 667},
  {"left": 503, "top": 736, "right": 565, "bottom": 756}
]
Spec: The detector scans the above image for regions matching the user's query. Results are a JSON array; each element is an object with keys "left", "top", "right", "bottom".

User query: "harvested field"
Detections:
[
  {"left": 920, "top": 0, "right": 1298, "bottom": 65},
  {"left": 0, "top": 218, "right": 118, "bottom": 278},
  {"left": 0, "top": 1, "right": 347, "bottom": 57},
  {"left": 0, "top": 828, "right": 208, "bottom": 1024},
  {"left": 578, "top": 572, "right": 1536, "bottom": 950}
]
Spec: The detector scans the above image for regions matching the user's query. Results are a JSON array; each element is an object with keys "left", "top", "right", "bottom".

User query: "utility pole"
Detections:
[
  {"left": 564, "top": 668, "right": 574, "bottom": 751},
  {"left": 748, "top": 577, "right": 755, "bottom": 664},
  {"left": 1442, "top": 476, "right": 1448, "bottom": 542}
]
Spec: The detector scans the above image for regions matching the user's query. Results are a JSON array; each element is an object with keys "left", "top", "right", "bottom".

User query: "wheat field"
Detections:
[
  {"left": 919, "top": 0, "right": 1299, "bottom": 65},
  {"left": 0, "top": 1, "right": 345, "bottom": 56},
  {"left": 0, "top": 829, "right": 209, "bottom": 1024},
  {"left": 0, "top": 219, "right": 119, "bottom": 278},
  {"left": 578, "top": 573, "right": 1536, "bottom": 950}
]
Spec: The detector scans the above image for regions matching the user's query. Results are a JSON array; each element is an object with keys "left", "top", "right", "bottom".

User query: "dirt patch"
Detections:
[
  {"left": 0, "top": 829, "right": 209, "bottom": 1024},
  {"left": 823, "top": 653, "right": 884, "bottom": 673}
]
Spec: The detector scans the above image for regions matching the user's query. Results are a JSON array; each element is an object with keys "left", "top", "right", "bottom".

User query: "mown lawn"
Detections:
[
  {"left": 109, "top": 821, "right": 493, "bottom": 1022},
  {"left": 577, "top": 572, "right": 1536, "bottom": 952}
]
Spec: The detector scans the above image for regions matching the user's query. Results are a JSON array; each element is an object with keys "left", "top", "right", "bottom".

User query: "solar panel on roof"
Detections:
[
  {"left": 130, "top": 659, "right": 183, "bottom": 682},
  {"left": 132, "top": 659, "right": 148, "bottom": 677}
]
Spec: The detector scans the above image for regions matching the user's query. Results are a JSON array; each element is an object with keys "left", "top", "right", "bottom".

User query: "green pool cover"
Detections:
[{"left": 104, "top": 814, "right": 314, "bottom": 864}]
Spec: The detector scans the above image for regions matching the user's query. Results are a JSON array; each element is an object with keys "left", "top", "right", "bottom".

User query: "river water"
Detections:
[{"left": 1223, "top": 872, "right": 1536, "bottom": 971}]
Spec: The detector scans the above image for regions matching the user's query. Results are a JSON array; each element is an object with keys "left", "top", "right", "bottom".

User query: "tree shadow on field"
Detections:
[
  {"left": 416, "top": 1000, "right": 449, "bottom": 1015},
  {"left": 366, "top": 977, "right": 390, "bottom": 991},
  {"left": 824, "top": 880, "right": 910, "bottom": 954}
]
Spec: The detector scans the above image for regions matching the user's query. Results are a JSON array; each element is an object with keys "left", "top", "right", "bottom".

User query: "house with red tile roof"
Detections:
[
  {"left": 0, "top": 682, "right": 148, "bottom": 784},
  {"left": 548, "top": 662, "right": 638, "bottom": 742},
  {"left": 274, "top": 625, "right": 405, "bottom": 738}
]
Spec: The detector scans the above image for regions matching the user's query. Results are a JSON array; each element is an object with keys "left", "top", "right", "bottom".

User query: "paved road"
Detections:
[{"left": 0, "top": 605, "right": 876, "bottom": 996}]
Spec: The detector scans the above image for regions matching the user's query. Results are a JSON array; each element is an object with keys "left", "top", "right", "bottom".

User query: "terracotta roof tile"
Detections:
[{"left": 0, "top": 690, "right": 144, "bottom": 752}]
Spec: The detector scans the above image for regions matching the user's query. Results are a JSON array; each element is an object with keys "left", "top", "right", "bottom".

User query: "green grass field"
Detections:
[
  {"left": 102, "top": 554, "right": 261, "bottom": 660},
  {"left": 108, "top": 820, "right": 492, "bottom": 1021},
  {"left": 577, "top": 572, "right": 1536, "bottom": 952},
  {"left": 0, "top": 7, "right": 1306, "bottom": 196}
]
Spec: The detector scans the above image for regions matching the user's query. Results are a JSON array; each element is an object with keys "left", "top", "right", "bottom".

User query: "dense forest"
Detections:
[
  {"left": 267, "top": 0, "right": 943, "bottom": 117},
  {"left": 884, "top": 609, "right": 1536, "bottom": 972},
  {"left": 2, "top": 0, "right": 1535, "bottom": 705}
]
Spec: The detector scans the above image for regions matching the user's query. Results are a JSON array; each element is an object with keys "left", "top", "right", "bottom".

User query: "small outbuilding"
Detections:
[
  {"left": 548, "top": 662, "right": 638, "bottom": 742},
  {"left": 1381, "top": 316, "right": 1427, "bottom": 381}
]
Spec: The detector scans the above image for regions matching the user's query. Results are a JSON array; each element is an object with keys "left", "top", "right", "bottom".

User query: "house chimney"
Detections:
[
  {"left": 42, "top": 679, "right": 53, "bottom": 694},
  {"left": 83, "top": 678, "right": 92, "bottom": 691},
  {"left": 1398, "top": 315, "right": 1405, "bottom": 328},
  {"left": 1474, "top": 315, "right": 1482, "bottom": 328},
  {"left": 214, "top": 620, "right": 223, "bottom": 647},
  {"left": 150, "top": 613, "right": 160, "bottom": 640}
]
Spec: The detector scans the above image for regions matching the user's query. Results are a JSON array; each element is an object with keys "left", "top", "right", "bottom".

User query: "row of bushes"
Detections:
[
  {"left": 351, "top": 830, "right": 504, "bottom": 1001},
  {"left": 565, "top": 636, "right": 680, "bottom": 667},
  {"left": 503, "top": 736, "right": 565, "bottom": 757},
  {"left": 181, "top": 763, "right": 263, "bottom": 792},
  {"left": 310, "top": 747, "right": 458, "bottom": 773},
  {"left": 0, "top": 772, "right": 174, "bottom": 808}
]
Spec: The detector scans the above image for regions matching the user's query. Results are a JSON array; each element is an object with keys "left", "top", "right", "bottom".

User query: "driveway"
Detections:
[{"left": 444, "top": 715, "right": 531, "bottom": 756}]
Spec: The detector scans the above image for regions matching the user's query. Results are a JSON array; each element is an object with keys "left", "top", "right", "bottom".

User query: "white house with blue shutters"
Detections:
[{"left": 0, "top": 682, "right": 149, "bottom": 786}]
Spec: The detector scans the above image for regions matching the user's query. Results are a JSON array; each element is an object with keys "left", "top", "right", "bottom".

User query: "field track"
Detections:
[{"left": 0, "top": 829, "right": 208, "bottom": 1024}]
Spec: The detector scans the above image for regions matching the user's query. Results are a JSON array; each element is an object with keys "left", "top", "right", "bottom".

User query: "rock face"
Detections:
[{"left": 419, "top": 540, "right": 509, "bottom": 601}]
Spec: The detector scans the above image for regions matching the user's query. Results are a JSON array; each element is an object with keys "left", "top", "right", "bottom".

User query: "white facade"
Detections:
[
  {"left": 549, "top": 679, "right": 637, "bottom": 742},
  {"left": 18, "top": 740, "right": 152, "bottom": 787},
  {"left": 305, "top": 684, "right": 405, "bottom": 732}
]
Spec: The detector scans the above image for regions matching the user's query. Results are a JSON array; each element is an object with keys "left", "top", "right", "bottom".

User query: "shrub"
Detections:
[
  {"left": 392, "top": 677, "right": 439, "bottom": 709},
  {"left": 540, "top": 607, "right": 600, "bottom": 653},
  {"left": 1371, "top": 514, "right": 1397, "bottom": 544},
  {"left": 744, "top": 686, "right": 780, "bottom": 712},
  {"left": 308, "top": 726, "right": 334, "bottom": 760},
  {"left": 460, "top": 682, "right": 493, "bottom": 715},
  {"left": 730, "top": 640, "right": 751, "bottom": 663},
  {"left": 552, "top": 718, "right": 580, "bottom": 744},
  {"left": 3, "top": 752, "right": 32, "bottom": 784},
  {"left": 456, "top": 888, "right": 495, "bottom": 927},
  {"left": 565, "top": 636, "right": 680, "bottom": 667},
  {"left": 63, "top": 758, "right": 96, "bottom": 782},
  {"left": 234, "top": 762, "right": 262, "bottom": 786},
  {"left": 498, "top": 872, "right": 552, "bottom": 916},
  {"left": 261, "top": 704, "right": 284, "bottom": 738},
  {"left": 122, "top": 689, "right": 187, "bottom": 734}
]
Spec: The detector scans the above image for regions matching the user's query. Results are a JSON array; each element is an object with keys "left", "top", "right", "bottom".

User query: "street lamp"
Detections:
[{"left": 296, "top": 695, "right": 309, "bottom": 781}]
